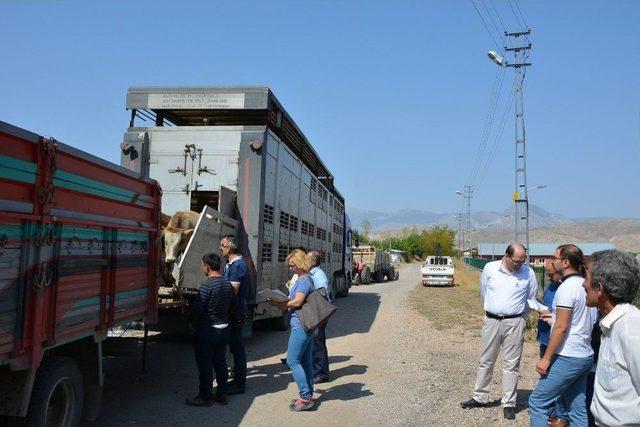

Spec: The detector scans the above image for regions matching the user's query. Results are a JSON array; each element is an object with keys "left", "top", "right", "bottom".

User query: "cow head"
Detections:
[{"left": 163, "top": 227, "right": 195, "bottom": 264}]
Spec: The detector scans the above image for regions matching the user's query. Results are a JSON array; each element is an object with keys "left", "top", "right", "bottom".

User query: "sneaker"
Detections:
[
  {"left": 185, "top": 395, "right": 214, "bottom": 407},
  {"left": 291, "top": 396, "right": 315, "bottom": 404},
  {"left": 290, "top": 396, "right": 315, "bottom": 412}
]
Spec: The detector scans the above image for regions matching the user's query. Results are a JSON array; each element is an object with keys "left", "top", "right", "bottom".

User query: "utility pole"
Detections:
[
  {"left": 465, "top": 185, "right": 473, "bottom": 254},
  {"left": 457, "top": 213, "right": 463, "bottom": 251},
  {"left": 504, "top": 29, "right": 532, "bottom": 263},
  {"left": 456, "top": 186, "right": 473, "bottom": 255}
]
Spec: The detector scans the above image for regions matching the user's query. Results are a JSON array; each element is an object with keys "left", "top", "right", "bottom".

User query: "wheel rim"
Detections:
[{"left": 45, "top": 376, "right": 75, "bottom": 427}]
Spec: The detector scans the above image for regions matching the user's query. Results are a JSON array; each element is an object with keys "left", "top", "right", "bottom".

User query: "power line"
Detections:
[
  {"left": 475, "top": 77, "right": 517, "bottom": 188},
  {"left": 470, "top": 0, "right": 503, "bottom": 52},
  {"left": 507, "top": 0, "right": 525, "bottom": 29},
  {"left": 512, "top": 0, "right": 528, "bottom": 28},
  {"left": 468, "top": 65, "right": 506, "bottom": 184},
  {"left": 479, "top": 0, "right": 506, "bottom": 47},
  {"left": 489, "top": 0, "right": 508, "bottom": 32}
]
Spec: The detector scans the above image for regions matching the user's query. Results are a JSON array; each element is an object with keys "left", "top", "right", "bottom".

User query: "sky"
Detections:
[{"left": 2, "top": 1, "right": 639, "bottom": 219}]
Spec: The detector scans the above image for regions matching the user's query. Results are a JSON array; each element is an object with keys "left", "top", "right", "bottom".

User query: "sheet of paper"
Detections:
[
  {"left": 527, "top": 299, "right": 549, "bottom": 312},
  {"left": 258, "top": 288, "right": 290, "bottom": 303}
]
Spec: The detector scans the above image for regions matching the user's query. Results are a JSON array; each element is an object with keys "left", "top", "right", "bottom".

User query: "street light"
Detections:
[
  {"left": 487, "top": 50, "right": 505, "bottom": 67},
  {"left": 527, "top": 185, "right": 548, "bottom": 192}
]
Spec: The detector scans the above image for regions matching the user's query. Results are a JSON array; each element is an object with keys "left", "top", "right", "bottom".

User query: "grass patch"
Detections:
[
  {"left": 412, "top": 258, "right": 540, "bottom": 340},
  {"left": 412, "top": 259, "right": 484, "bottom": 331}
]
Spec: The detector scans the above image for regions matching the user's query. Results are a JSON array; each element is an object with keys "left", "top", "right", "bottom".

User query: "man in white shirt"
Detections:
[
  {"left": 583, "top": 249, "right": 640, "bottom": 427},
  {"left": 529, "top": 244, "right": 597, "bottom": 427},
  {"left": 461, "top": 243, "right": 538, "bottom": 420}
]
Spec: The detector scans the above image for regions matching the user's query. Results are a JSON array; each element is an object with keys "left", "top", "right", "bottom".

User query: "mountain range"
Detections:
[
  {"left": 348, "top": 204, "right": 575, "bottom": 231},
  {"left": 348, "top": 205, "right": 640, "bottom": 252}
]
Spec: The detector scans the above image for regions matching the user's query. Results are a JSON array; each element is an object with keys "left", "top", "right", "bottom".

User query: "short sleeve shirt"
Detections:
[
  {"left": 224, "top": 257, "right": 250, "bottom": 315},
  {"left": 552, "top": 274, "right": 596, "bottom": 358},
  {"left": 288, "top": 275, "right": 314, "bottom": 331},
  {"left": 537, "top": 281, "right": 560, "bottom": 346}
]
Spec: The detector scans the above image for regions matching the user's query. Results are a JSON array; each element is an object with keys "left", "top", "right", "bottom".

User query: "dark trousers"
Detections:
[
  {"left": 312, "top": 321, "right": 329, "bottom": 379},
  {"left": 229, "top": 324, "right": 247, "bottom": 385},
  {"left": 586, "top": 371, "right": 596, "bottom": 427},
  {"left": 194, "top": 326, "right": 230, "bottom": 398}
]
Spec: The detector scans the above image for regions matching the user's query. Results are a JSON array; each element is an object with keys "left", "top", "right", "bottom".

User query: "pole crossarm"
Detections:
[
  {"left": 505, "top": 30, "right": 531, "bottom": 37},
  {"left": 504, "top": 45, "right": 531, "bottom": 52},
  {"left": 506, "top": 62, "right": 532, "bottom": 68}
]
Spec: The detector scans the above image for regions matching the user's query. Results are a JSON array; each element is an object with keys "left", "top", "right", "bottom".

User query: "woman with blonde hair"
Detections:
[{"left": 270, "top": 249, "right": 316, "bottom": 411}]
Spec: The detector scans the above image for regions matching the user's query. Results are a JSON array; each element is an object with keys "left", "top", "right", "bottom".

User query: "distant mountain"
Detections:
[
  {"left": 471, "top": 220, "right": 640, "bottom": 253},
  {"left": 348, "top": 204, "right": 572, "bottom": 232},
  {"left": 348, "top": 206, "right": 640, "bottom": 253}
]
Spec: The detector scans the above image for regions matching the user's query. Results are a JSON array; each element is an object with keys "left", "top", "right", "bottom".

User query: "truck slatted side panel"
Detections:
[
  {"left": 0, "top": 120, "right": 161, "bottom": 370},
  {"left": 0, "top": 222, "right": 21, "bottom": 356}
]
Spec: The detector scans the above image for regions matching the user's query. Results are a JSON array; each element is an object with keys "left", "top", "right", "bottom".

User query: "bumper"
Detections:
[{"left": 421, "top": 276, "right": 454, "bottom": 286}]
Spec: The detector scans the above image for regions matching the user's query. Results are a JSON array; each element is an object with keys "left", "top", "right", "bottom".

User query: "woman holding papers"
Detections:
[{"left": 269, "top": 249, "right": 316, "bottom": 412}]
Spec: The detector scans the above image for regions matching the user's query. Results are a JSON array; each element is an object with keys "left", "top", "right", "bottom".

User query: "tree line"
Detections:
[{"left": 353, "top": 224, "right": 457, "bottom": 259}]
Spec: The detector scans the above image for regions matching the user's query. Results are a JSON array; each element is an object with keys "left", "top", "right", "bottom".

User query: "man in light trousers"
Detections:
[{"left": 461, "top": 243, "right": 538, "bottom": 420}]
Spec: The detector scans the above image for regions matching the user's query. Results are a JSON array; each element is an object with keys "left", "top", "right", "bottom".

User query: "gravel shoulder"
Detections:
[{"left": 93, "top": 262, "right": 540, "bottom": 426}]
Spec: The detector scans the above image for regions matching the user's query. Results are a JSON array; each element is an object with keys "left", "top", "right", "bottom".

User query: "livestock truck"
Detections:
[
  {"left": 121, "top": 87, "right": 352, "bottom": 330},
  {"left": 0, "top": 121, "right": 161, "bottom": 424}
]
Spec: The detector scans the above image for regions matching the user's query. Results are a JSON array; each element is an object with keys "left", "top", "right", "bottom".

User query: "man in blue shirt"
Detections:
[
  {"left": 307, "top": 250, "right": 331, "bottom": 383},
  {"left": 220, "top": 235, "right": 249, "bottom": 394},
  {"left": 537, "top": 259, "right": 562, "bottom": 357}
]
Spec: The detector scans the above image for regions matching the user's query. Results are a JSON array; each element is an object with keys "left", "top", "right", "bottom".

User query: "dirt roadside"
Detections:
[{"left": 92, "top": 263, "right": 540, "bottom": 426}]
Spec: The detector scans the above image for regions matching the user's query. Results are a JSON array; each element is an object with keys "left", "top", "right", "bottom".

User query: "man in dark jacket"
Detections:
[
  {"left": 221, "top": 235, "right": 250, "bottom": 394},
  {"left": 186, "top": 253, "right": 236, "bottom": 407}
]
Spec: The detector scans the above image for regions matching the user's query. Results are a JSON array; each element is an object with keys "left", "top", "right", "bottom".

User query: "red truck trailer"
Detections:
[{"left": 0, "top": 121, "right": 161, "bottom": 425}]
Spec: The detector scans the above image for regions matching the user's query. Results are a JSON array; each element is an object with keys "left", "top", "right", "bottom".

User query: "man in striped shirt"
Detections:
[
  {"left": 583, "top": 249, "right": 640, "bottom": 427},
  {"left": 185, "top": 253, "right": 237, "bottom": 407}
]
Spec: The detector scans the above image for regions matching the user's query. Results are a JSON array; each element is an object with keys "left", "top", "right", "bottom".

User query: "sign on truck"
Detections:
[{"left": 0, "top": 121, "right": 162, "bottom": 424}]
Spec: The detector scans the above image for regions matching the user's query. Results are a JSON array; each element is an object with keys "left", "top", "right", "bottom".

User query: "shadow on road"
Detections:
[{"left": 91, "top": 287, "right": 381, "bottom": 425}]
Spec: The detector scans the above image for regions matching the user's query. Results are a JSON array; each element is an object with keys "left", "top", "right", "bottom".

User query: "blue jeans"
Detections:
[
  {"left": 529, "top": 354, "right": 593, "bottom": 427},
  {"left": 194, "top": 325, "right": 230, "bottom": 398},
  {"left": 539, "top": 345, "right": 568, "bottom": 422},
  {"left": 287, "top": 327, "right": 314, "bottom": 399}
]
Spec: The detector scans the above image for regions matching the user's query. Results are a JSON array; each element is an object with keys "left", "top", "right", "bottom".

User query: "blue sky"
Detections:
[{"left": 2, "top": 1, "right": 639, "bottom": 218}]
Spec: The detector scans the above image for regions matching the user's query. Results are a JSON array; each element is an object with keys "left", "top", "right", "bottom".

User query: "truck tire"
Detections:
[
  {"left": 373, "top": 269, "right": 384, "bottom": 283},
  {"left": 387, "top": 267, "right": 395, "bottom": 281},
  {"left": 271, "top": 312, "right": 290, "bottom": 331},
  {"left": 26, "top": 356, "right": 84, "bottom": 427},
  {"left": 360, "top": 266, "right": 371, "bottom": 285},
  {"left": 395, "top": 270, "right": 400, "bottom": 280}
]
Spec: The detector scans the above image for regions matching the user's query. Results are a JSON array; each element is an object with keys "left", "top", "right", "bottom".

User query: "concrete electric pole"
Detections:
[
  {"left": 456, "top": 185, "right": 473, "bottom": 255},
  {"left": 489, "top": 29, "right": 532, "bottom": 262}
]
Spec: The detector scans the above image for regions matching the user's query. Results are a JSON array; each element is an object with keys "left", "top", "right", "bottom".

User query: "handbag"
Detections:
[{"left": 296, "top": 283, "right": 337, "bottom": 332}]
